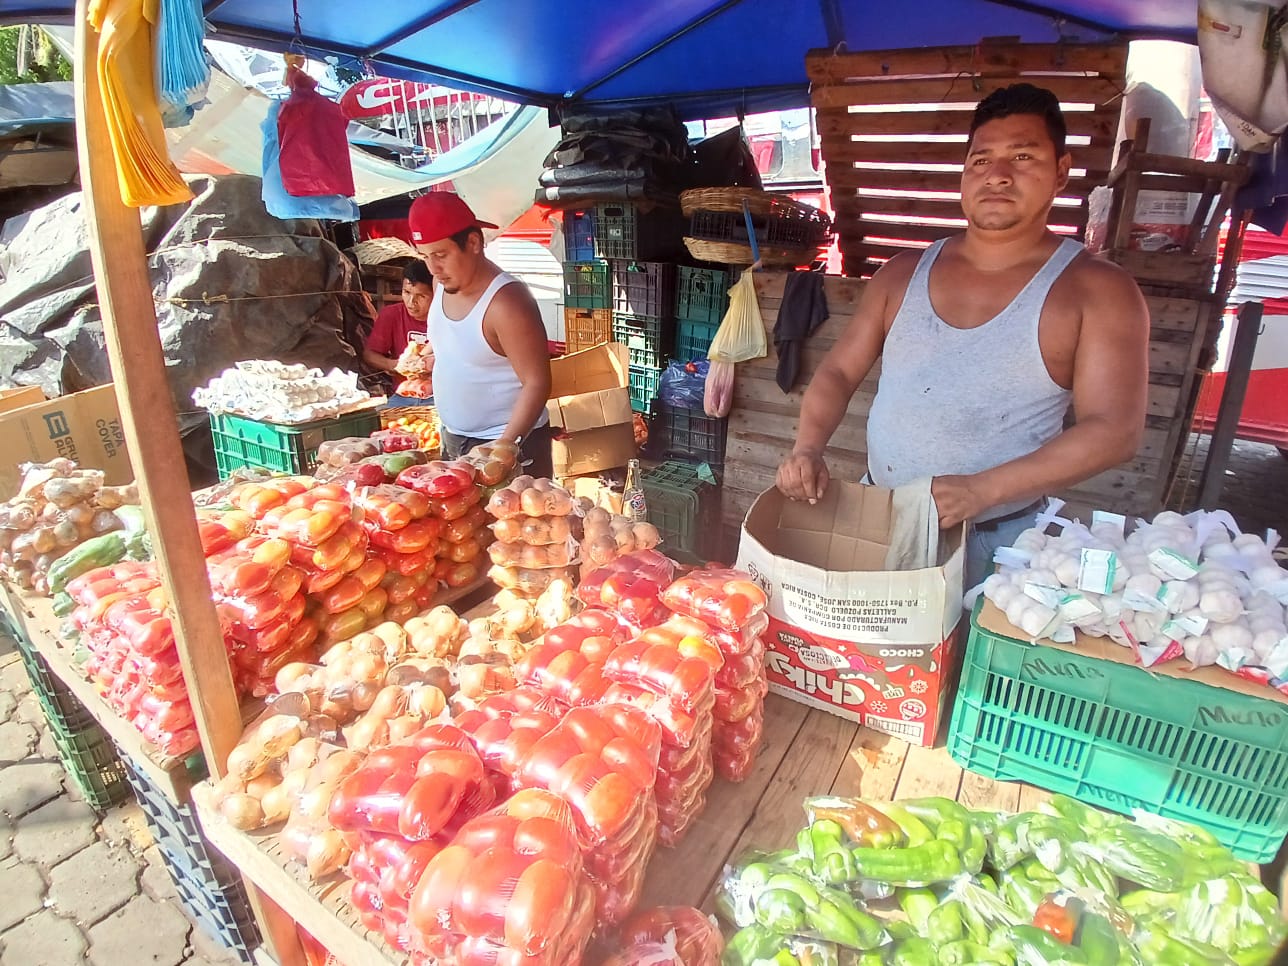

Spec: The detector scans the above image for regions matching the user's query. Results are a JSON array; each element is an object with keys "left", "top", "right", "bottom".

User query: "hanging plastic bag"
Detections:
[
  {"left": 707, "top": 268, "right": 766, "bottom": 364},
  {"left": 658, "top": 360, "right": 709, "bottom": 410},
  {"left": 154, "top": 0, "right": 210, "bottom": 126},
  {"left": 277, "top": 65, "right": 356, "bottom": 198},
  {"left": 704, "top": 361, "right": 735, "bottom": 418},
  {"left": 261, "top": 100, "right": 359, "bottom": 222}
]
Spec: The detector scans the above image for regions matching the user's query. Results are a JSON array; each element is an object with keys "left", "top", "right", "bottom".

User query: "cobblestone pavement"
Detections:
[
  {"left": 0, "top": 639, "right": 242, "bottom": 966},
  {"left": 1169, "top": 435, "right": 1288, "bottom": 539}
]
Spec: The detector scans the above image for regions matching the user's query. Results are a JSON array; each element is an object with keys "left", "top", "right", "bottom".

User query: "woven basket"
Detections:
[
  {"left": 680, "top": 187, "right": 775, "bottom": 217},
  {"left": 682, "top": 237, "right": 822, "bottom": 267},
  {"left": 353, "top": 237, "right": 419, "bottom": 265},
  {"left": 380, "top": 405, "right": 437, "bottom": 428}
]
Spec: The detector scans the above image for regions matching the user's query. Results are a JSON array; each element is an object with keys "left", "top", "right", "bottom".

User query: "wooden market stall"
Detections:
[{"left": 38, "top": 1, "right": 1280, "bottom": 962}]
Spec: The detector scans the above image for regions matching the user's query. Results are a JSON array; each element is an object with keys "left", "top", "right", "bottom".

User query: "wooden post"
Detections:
[
  {"left": 1197, "top": 301, "right": 1263, "bottom": 509},
  {"left": 71, "top": 7, "right": 305, "bottom": 964}
]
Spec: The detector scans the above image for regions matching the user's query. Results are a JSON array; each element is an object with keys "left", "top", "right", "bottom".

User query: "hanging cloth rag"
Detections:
[
  {"left": 884, "top": 477, "right": 940, "bottom": 572},
  {"left": 88, "top": 0, "right": 193, "bottom": 207},
  {"left": 773, "top": 270, "right": 828, "bottom": 392}
]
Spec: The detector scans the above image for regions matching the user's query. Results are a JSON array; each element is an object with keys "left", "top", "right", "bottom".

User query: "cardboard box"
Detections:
[
  {"left": 552, "top": 424, "right": 637, "bottom": 478},
  {"left": 0, "top": 385, "right": 131, "bottom": 497},
  {"left": 735, "top": 483, "right": 966, "bottom": 746},
  {"left": 546, "top": 344, "right": 632, "bottom": 433}
]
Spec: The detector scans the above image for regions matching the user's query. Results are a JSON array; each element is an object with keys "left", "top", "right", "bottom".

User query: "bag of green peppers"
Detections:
[
  {"left": 718, "top": 855, "right": 888, "bottom": 952},
  {"left": 1173, "top": 874, "right": 1287, "bottom": 957}
]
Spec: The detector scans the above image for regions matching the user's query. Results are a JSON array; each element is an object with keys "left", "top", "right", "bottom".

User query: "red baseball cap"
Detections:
[{"left": 408, "top": 193, "right": 498, "bottom": 245}]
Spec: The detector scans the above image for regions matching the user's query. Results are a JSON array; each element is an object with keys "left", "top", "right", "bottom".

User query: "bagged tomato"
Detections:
[
  {"left": 660, "top": 569, "right": 768, "bottom": 632},
  {"left": 516, "top": 644, "right": 612, "bottom": 707},
  {"left": 395, "top": 462, "right": 475, "bottom": 499},
  {"left": 714, "top": 638, "right": 765, "bottom": 690},
  {"left": 518, "top": 704, "right": 662, "bottom": 847},
  {"left": 603, "top": 642, "right": 714, "bottom": 712},
  {"left": 426, "top": 485, "right": 483, "bottom": 522},
  {"left": 604, "top": 906, "right": 724, "bottom": 966},
  {"left": 712, "top": 707, "right": 764, "bottom": 755},
  {"left": 577, "top": 551, "right": 677, "bottom": 626},
  {"left": 368, "top": 516, "right": 441, "bottom": 555},
  {"left": 543, "top": 610, "right": 632, "bottom": 661},
  {"left": 588, "top": 818, "right": 657, "bottom": 926},
  {"left": 601, "top": 682, "right": 711, "bottom": 750},
  {"left": 713, "top": 678, "right": 768, "bottom": 723},
  {"left": 408, "top": 788, "right": 591, "bottom": 963},
  {"left": 370, "top": 429, "right": 419, "bottom": 453},
  {"left": 316, "top": 460, "right": 386, "bottom": 489},
  {"left": 230, "top": 477, "right": 312, "bottom": 518},
  {"left": 712, "top": 743, "right": 755, "bottom": 783},
  {"left": 353, "top": 485, "right": 431, "bottom": 529}
]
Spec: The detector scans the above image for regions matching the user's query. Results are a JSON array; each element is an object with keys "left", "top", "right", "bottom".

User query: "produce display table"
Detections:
[
  {"left": 191, "top": 692, "right": 1050, "bottom": 964},
  {"left": 0, "top": 576, "right": 493, "bottom": 807}
]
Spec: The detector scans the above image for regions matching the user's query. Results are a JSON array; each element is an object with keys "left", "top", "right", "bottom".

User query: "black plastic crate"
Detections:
[
  {"left": 562, "top": 209, "right": 596, "bottom": 261},
  {"left": 120, "top": 757, "right": 259, "bottom": 963},
  {"left": 594, "top": 204, "right": 684, "bottom": 260},
  {"left": 648, "top": 402, "right": 727, "bottom": 467},
  {"left": 52, "top": 725, "right": 132, "bottom": 811},
  {"left": 12, "top": 633, "right": 99, "bottom": 736},
  {"left": 689, "top": 209, "right": 752, "bottom": 244},
  {"left": 612, "top": 313, "right": 672, "bottom": 370},
  {"left": 562, "top": 261, "right": 610, "bottom": 309},
  {"left": 609, "top": 260, "right": 676, "bottom": 320},
  {"left": 675, "top": 266, "right": 730, "bottom": 325}
]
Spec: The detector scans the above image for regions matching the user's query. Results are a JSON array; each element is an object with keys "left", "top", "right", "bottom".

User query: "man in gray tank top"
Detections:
[{"left": 777, "top": 84, "right": 1149, "bottom": 589}]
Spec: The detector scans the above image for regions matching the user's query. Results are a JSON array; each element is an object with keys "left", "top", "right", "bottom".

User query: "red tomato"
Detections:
[
  {"left": 399, "top": 774, "right": 467, "bottom": 841},
  {"left": 320, "top": 575, "right": 365, "bottom": 615},
  {"left": 503, "top": 858, "right": 576, "bottom": 954},
  {"left": 443, "top": 561, "right": 480, "bottom": 589},
  {"left": 455, "top": 814, "right": 520, "bottom": 854},
  {"left": 454, "top": 847, "right": 531, "bottom": 938},
  {"left": 387, "top": 840, "right": 443, "bottom": 902},
  {"left": 410, "top": 844, "right": 475, "bottom": 934}
]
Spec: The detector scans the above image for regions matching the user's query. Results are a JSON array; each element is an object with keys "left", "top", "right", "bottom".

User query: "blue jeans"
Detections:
[{"left": 965, "top": 510, "right": 1040, "bottom": 592}]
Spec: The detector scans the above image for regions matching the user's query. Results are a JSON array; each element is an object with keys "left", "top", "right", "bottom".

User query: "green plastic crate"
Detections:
[
  {"left": 675, "top": 319, "right": 720, "bottom": 362},
  {"left": 948, "top": 601, "right": 1288, "bottom": 862},
  {"left": 628, "top": 365, "right": 665, "bottom": 414},
  {"left": 209, "top": 409, "right": 381, "bottom": 479},
  {"left": 675, "top": 266, "right": 729, "bottom": 325},
  {"left": 642, "top": 460, "right": 717, "bottom": 564},
  {"left": 562, "top": 260, "right": 610, "bottom": 309},
  {"left": 612, "top": 313, "right": 672, "bottom": 370},
  {"left": 53, "top": 724, "right": 132, "bottom": 812}
]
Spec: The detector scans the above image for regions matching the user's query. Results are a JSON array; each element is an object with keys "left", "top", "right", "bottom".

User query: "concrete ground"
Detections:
[
  {"left": 1169, "top": 435, "right": 1288, "bottom": 538},
  {"left": 0, "top": 638, "right": 242, "bottom": 966}
]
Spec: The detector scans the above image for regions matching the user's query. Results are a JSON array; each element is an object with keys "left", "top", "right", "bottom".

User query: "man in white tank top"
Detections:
[
  {"left": 409, "top": 193, "right": 553, "bottom": 477},
  {"left": 777, "top": 84, "right": 1149, "bottom": 588}
]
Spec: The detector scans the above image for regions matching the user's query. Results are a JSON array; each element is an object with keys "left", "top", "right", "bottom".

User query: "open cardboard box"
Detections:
[
  {"left": 736, "top": 481, "right": 966, "bottom": 745},
  {"left": 977, "top": 597, "right": 1288, "bottom": 707},
  {"left": 0, "top": 385, "right": 130, "bottom": 497},
  {"left": 546, "top": 343, "right": 633, "bottom": 433}
]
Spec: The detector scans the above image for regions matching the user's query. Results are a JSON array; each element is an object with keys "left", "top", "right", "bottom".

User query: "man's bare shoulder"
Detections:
[
  {"left": 1065, "top": 250, "right": 1146, "bottom": 304},
  {"left": 868, "top": 248, "right": 922, "bottom": 292},
  {"left": 486, "top": 276, "right": 542, "bottom": 318}
]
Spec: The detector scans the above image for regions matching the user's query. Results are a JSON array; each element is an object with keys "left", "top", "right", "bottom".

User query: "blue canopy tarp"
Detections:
[{"left": 0, "top": 0, "right": 1197, "bottom": 118}]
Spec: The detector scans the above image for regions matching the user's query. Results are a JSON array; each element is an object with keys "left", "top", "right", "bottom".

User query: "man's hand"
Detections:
[
  {"left": 777, "top": 449, "right": 830, "bottom": 503},
  {"left": 931, "top": 474, "right": 992, "bottom": 529}
]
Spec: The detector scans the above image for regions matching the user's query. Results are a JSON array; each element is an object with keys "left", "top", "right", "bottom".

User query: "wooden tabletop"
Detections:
[{"left": 192, "top": 692, "right": 1048, "bottom": 964}]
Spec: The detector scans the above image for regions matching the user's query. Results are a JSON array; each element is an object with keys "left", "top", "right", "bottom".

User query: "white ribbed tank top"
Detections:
[
  {"left": 865, "top": 237, "right": 1080, "bottom": 521},
  {"left": 428, "top": 272, "right": 546, "bottom": 439}
]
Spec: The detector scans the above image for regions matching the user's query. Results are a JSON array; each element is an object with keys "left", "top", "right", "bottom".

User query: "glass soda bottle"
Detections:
[{"left": 623, "top": 459, "right": 648, "bottom": 523}]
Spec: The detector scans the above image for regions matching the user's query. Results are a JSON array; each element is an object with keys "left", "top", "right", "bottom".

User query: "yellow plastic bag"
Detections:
[
  {"left": 707, "top": 267, "right": 767, "bottom": 364},
  {"left": 88, "top": 0, "right": 192, "bottom": 208}
]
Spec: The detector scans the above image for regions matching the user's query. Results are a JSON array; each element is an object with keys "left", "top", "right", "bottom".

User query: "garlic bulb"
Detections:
[{"left": 1199, "top": 589, "right": 1242, "bottom": 624}]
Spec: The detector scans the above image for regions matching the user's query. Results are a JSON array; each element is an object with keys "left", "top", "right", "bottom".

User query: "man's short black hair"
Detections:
[
  {"left": 403, "top": 259, "right": 433, "bottom": 287},
  {"left": 448, "top": 225, "right": 483, "bottom": 251},
  {"left": 969, "top": 83, "right": 1068, "bottom": 157}
]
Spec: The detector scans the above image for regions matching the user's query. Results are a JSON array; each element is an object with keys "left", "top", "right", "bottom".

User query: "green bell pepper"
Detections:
[
  {"left": 864, "top": 801, "right": 933, "bottom": 848},
  {"left": 891, "top": 937, "right": 936, "bottom": 966},
  {"left": 754, "top": 888, "right": 810, "bottom": 935},
  {"left": 925, "top": 900, "right": 964, "bottom": 944},
  {"left": 852, "top": 839, "right": 963, "bottom": 886},
  {"left": 722, "top": 925, "right": 785, "bottom": 966}
]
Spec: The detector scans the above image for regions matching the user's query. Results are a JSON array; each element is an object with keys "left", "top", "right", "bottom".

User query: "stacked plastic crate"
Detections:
[{"left": 560, "top": 209, "right": 613, "bottom": 354}]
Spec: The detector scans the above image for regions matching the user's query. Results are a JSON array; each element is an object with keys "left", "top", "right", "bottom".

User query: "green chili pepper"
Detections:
[
  {"left": 809, "top": 819, "right": 858, "bottom": 884},
  {"left": 754, "top": 888, "right": 809, "bottom": 934},
  {"left": 925, "top": 900, "right": 964, "bottom": 944},
  {"left": 1008, "top": 924, "right": 1089, "bottom": 964},
  {"left": 864, "top": 801, "right": 933, "bottom": 848},
  {"left": 898, "top": 887, "right": 938, "bottom": 933},
  {"left": 940, "top": 940, "right": 1014, "bottom": 965},
  {"left": 1073, "top": 912, "right": 1123, "bottom": 963},
  {"left": 852, "top": 839, "right": 963, "bottom": 885},
  {"left": 722, "top": 924, "right": 784, "bottom": 966}
]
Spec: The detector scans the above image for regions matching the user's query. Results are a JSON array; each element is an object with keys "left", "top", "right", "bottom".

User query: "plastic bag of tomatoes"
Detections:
[
  {"left": 408, "top": 788, "right": 595, "bottom": 966},
  {"left": 600, "top": 906, "right": 724, "bottom": 966},
  {"left": 659, "top": 568, "right": 768, "bottom": 632},
  {"left": 395, "top": 461, "right": 476, "bottom": 501},
  {"left": 577, "top": 550, "right": 677, "bottom": 627},
  {"left": 517, "top": 704, "right": 662, "bottom": 848}
]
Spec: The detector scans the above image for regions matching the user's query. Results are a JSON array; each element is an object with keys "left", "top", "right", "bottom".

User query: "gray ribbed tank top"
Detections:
[{"left": 865, "top": 237, "right": 1080, "bottom": 522}]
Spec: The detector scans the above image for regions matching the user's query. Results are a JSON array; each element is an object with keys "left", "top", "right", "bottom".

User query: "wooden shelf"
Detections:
[
  {"left": 193, "top": 693, "right": 1047, "bottom": 950},
  {"left": 0, "top": 577, "right": 492, "bottom": 806}
]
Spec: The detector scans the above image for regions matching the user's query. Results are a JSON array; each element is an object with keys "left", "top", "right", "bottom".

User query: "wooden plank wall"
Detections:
[
  {"left": 721, "top": 274, "right": 1204, "bottom": 539},
  {"left": 805, "top": 42, "right": 1128, "bottom": 278}
]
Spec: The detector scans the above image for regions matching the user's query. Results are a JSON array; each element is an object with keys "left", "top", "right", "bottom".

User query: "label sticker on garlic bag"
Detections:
[
  {"left": 1122, "top": 589, "right": 1168, "bottom": 614},
  {"left": 1092, "top": 510, "right": 1127, "bottom": 538},
  {"left": 1077, "top": 548, "right": 1117, "bottom": 595},
  {"left": 1022, "top": 581, "right": 1064, "bottom": 609},
  {"left": 1161, "top": 613, "right": 1208, "bottom": 639},
  {"left": 1056, "top": 592, "right": 1101, "bottom": 624},
  {"left": 1148, "top": 548, "right": 1199, "bottom": 581}
]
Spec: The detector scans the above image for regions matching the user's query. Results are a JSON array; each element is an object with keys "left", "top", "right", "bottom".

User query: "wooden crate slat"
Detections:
[
  {"left": 805, "top": 43, "right": 1130, "bottom": 83},
  {"left": 815, "top": 106, "right": 1121, "bottom": 140},
  {"left": 820, "top": 135, "right": 1115, "bottom": 166},
  {"left": 812, "top": 74, "right": 1126, "bottom": 110},
  {"left": 826, "top": 167, "right": 1104, "bottom": 195}
]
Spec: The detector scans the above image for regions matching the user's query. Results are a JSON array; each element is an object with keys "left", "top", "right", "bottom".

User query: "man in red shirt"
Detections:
[{"left": 363, "top": 259, "right": 434, "bottom": 374}]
